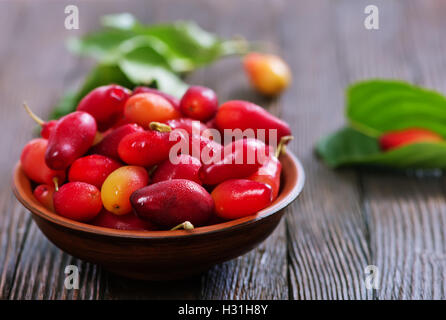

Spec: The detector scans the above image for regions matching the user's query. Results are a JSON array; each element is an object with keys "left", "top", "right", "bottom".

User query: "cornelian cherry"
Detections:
[
  {"left": 166, "top": 118, "right": 208, "bottom": 136},
  {"left": 199, "top": 138, "right": 270, "bottom": 185},
  {"left": 77, "top": 84, "right": 131, "bottom": 131},
  {"left": 131, "top": 179, "right": 214, "bottom": 228},
  {"left": 90, "top": 123, "right": 144, "bottom": 160},
  {"left": 152, "top": 154, "right": 202, "bottom": 185},
  {"left": 68, "top": 154, "right": 122, "bottom": 189},
  {"left": 180, "top": 86, "right": 218, "bottom": 122},
  {"left": 124, "top": 93, "right": 181, "bottom": 128},
  {"left": 118, "top": 122, "right": 182, "bottom": 167},
  {"left": 33, "top": 184, "right": 56, "bottom": 211},
  {"left": 20, "top": 138, "right": 66, "bottom": 185},
  {"left": 101, "top": 166, "right": 149, "bottom": 215},
  {"left": 53, "top": 182, "right": 102, "bottom": 222},
  {"left": 212, "top": 179, "right": 272, "bottom": 219},
  {"left": 45, "top": 111, "right": 97, "bottom": 170},
  {"left": 243, "top": 52, "right": 291, "bottom": 96},
  {"left": 379, "top": 128, "right": 443, "bottom": 151},
  {"left": 133, "top": 86, "right": 181, "bottom": 112},
  {"left": 215, "top": 100, "right": 291, "bottom": 145}
]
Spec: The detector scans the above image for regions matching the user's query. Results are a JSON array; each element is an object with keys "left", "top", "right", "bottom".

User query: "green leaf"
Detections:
[
  {"left": 51, "top": 64, "right": 134, "bottom": 119},
  {"left": 118, "top": 45, "right": 188, "bottom": 97},
  {"left": 134, "top": 21, "right": 225, "bottom": 71},
  {"left": 69, "top": 15, "right": 244, "bottom": 72},
  {"left": 316, "top": 127, "right": 446, "bottom": 169},
  {"left": 347, "top": 79, "right": 446, "bottom": 137},
  {"left": 67, "top": 29, "right": 134, "bottom": 62}
]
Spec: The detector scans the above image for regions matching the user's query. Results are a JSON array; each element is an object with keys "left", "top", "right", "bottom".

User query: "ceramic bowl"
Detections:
[{"left": 12, "top": 151, "right": 304, "bottom": 280}]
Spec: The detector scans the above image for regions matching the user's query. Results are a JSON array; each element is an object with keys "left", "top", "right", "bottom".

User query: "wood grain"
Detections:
[
  {"left": 279, "top": 0, "right": 373, "bottom": 300},
  {"left": 334, "top": 0, "right": 446, "bottom": 299}
]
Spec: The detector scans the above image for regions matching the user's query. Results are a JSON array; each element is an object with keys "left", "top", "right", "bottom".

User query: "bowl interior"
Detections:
[{"left": 12, "top": 151, "right": 305, "bottom": 238}]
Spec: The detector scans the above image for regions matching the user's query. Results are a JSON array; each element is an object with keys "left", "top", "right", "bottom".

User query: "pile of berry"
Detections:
[{"left": 20, "top": 84, "right": 292, "bottom": 231}]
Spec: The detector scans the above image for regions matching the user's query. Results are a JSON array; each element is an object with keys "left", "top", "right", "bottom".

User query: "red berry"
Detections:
[
  {"left": 133, "top": 86, "right": 181, "bottom": 112},
  {"left": 33, "top": 184, "right": 56, "bottom": 211},
  {"left": 20, "top": 138, "right": 66, "bottom": 185},
  {"left": 77, "top": 84, "right": 131, "bottom": 131},
  {"left": 199, "top": 138, "right": 270, "bottom": 185},
  {"left": 118, "top": 123, "right": 182, "bottom": 167},
  {"left": 166, "top": 118, "right": 208, "bottom": 136},
  {"left": 41, "top": 120, "right": 58, "bottom": 139},
  {"left": 215, "top": 100, "right": 291, "bottom": 145},
  {"left": 180, "top": 86, "right": 218, "bottom": 122},
  {"left": 90, "top": 123, "right": 144, "bottom": 160},
  {"left": 53, "top": 182, "right": 102, "bottom": 222},
  {"left": 379, "top": 128, "right": 443, "bottom": 151},
  {"left": 152, "top": 154, "right": 202, "bottom": 185},
  {"left": 211, "top": 179, "right": 272, "bottom": 219},
  {"left": 248, "top": 155, "right": 281, "bottom": 200},
  {"left": 124, "top": 93, "right": 181, "bottom": 128},
  {"left": 68, "top": 155, "right": 122, "bottom": 189},
  {"left": 131, "top": 179, "right": 214, "bottom": 228},
  {"left": 45, "top": 111, "right": 97, "bottom": 170}
]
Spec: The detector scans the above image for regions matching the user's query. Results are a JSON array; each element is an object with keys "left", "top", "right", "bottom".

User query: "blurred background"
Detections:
[{"left": 2, "top": 0, "right": 446, "bottom": 300}]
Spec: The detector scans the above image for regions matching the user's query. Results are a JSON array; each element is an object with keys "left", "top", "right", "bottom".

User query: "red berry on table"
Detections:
[
  {"left": 45, "top": 111, "right": 97, "bottom": 170},
  {"left": 243, "top": 52, "right": 291, "bottom": 96},
  {"left": 53, "top": 182, "right": 102, "bottom": 222},
  {"left": 211, "top": 179, "right": 273, "bottom": 220},
  {"left": 180, "top": 86, "right": 218, "bottom": 122},
  {"left": 131, "top": 179, "right": 214, "bottom": 228},
  {"left": 379, "top": 128, "right": 443, "bottom": 151},
  {"left": 89, "top": 123, "right": 144, "bottom": 161},
  {"left": 33, "top": 184, "right": 56, "bottom": 211},
  {"left": 90, "top": 209, "right": 156, "bottom": 231},
  {"left": 68, "top": 154, "right": 122, "bottom": 189},
  {"left": 77, "top": 84, "right": 131, "bottom": 131},
  {"left": 20, "top": 138, "right": 66, "bottom": 185},
  {"left": 152, "top": 154, "right": 202, "bottom": 185}
]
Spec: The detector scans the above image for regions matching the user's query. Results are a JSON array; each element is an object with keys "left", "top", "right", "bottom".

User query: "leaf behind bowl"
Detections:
[
  {"left": 347, "top": 79, "right": 446, "bottom": 137},
  {"left": 316, "top": 127, "right": 446, "bottom": 169}
]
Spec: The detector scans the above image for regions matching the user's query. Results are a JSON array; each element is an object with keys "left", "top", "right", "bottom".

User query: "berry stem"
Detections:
[
  {"left": 53, "top": 177, "right": 59, "bottom": 192},
  {"left": 149, "top": 122, "right": 172, "bottom": 133},
  {"left": 275, "top": 136, "right": 294, "bottom": 158},
  {"left": 171, "top": 221, "right": 194, "bottom": 231},
  {"left": 23, "top": 102, "right": 45, "bottom": 126}
]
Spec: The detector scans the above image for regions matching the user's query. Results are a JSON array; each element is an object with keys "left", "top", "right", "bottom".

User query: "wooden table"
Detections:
[{"left": 1, "top": 0, "right": 446, "bottom": 300}]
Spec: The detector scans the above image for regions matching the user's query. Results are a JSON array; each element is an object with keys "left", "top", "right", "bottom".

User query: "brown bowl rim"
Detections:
[{"left": 12, "top": 151, "right": 305, "bottom": 239}]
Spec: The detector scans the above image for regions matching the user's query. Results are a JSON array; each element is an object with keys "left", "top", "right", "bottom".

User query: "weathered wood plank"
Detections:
[
  {"left": 281, "top": 0, "right": 373, "bottom": 299},
  {"left": 2, "top": 0, "right": 105, "bottom": 300},
  {"left": 334, "top": 0, "right": 446, "bottom": 299},
  {"left": 199, "top": 0, "right": 289, "bottom": 300}
]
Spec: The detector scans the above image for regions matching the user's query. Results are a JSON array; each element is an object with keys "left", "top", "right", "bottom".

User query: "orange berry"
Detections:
[
  {"left": 243, "top": 52, "right": 291, "bottom": 96},
  {"left": 124, "top": 93, "right": 181, "bottom": 128}
]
